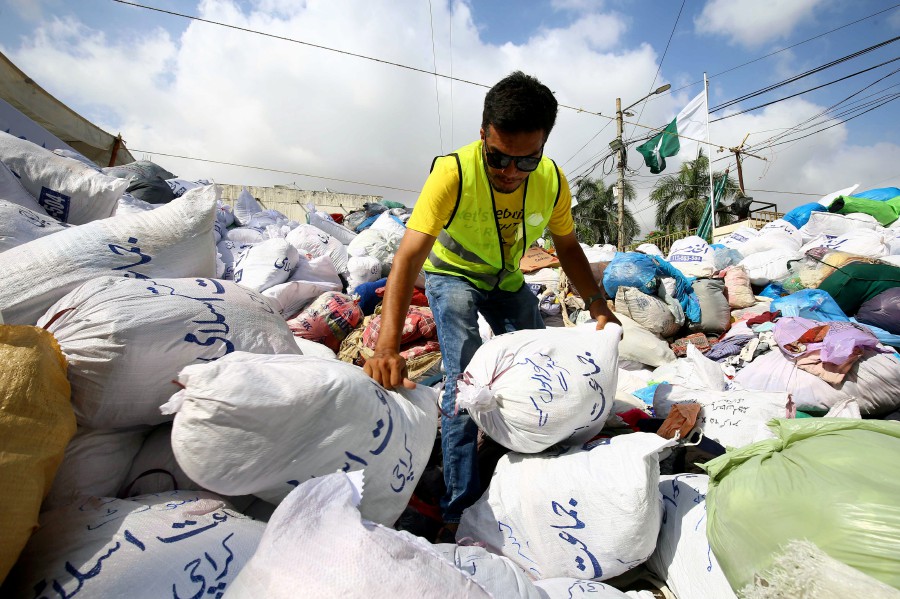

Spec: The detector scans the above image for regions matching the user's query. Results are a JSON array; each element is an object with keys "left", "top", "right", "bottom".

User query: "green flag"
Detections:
[
  {"left": 637, "top": 119, "right": 680, "bottom": 174},
  {"left": 636, "top": 90, "right": 706, "bottom": 174}
]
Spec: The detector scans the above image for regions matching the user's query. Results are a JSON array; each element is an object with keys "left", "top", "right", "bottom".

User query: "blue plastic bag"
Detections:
[
  {"left": 782, "top": 202, "right": 827, "bottom": 229},
  {"left": 851, "top": 186, "right": 900, "bottom": 202},
  {"left": 771, "top": 289, "right": 848, "bottom": 322},
  {"left": 649, "top": 255, "right": 701, "bottom": 323},
  {"left": 602, "top": 252, "right": 659, "bottom": 297},
  {"left": 759, "top": 282, "right": 789, "bottom": 300}
]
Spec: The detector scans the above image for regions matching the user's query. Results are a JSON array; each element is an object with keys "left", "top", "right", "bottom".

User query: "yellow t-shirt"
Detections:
[{"left": 407, "top": 152, "right": 574, "bottom": 256}]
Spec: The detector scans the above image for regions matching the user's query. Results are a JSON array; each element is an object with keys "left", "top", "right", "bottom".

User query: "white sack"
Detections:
[
  {"left": 647, "top": 475, "right": 737, "bottom": 599},
  {"left": 261, "top": 254, "right": 344, "bottom": 317},
  {"left": 434, "top": 544, "right": 544, "bottom": 599},
  {"left": 0, "top": 159, "right": 48, "bottom": 212},
  {"left": 43, "top": 427, "right": 149, "bottom": 512},
  {"left": 818, "top": 228, "right": 891, "bottom": 258},
  {"left": 163, "top": 353, "right": 439, "bottom": 526},
  {"left": 582, "top": 244, "right": 618, "bottom": 283},
  {"left": 114, "top": 193, "right": 156, "bottom": 216},
  {"left": 733, "top": 348, "right": 900, "bottom": 416},
  {"left": 38, "top": 276, "right": 300, "bottom": 429},
  {"left": 233, "top": 187, "right": 262, "bottom": 225},
  {"left": 653, "top": 384, "right": 792, "bottom": 448},
  {"left": 292, "top": 335, "right": 338, "bottom": 359},
  {"left": 614, "top": 287, "right": 678, "bottom": 337},
  {"left": 651, "top": 344, "right": 727, "bottom": 391},
  {"left": 0, "top": 199, "right": 68, "bottom": 252},
  {"left": 0, "top": 130, "right": 127, "bottom": 224},
  {"left": 4, "top": 491, "right": 264, "bottom": 599},
  {"left": 718, "top": 227, "right": 759, "bottom": 251},
  {"left": 309, "top": 209, "right": 358, "bottom": 244},
  {"left": 347, "top": 227, "right": 401, "bottom": 265},
  {"left": 738, "top": 248, "right": 801, "bottom": 286},
  {"left": 737, "top": 219, "right": 802, "bottom": 256},
  {"left": 0, "top": 185, "right": 218, "bottom": 325},
  {"left": 286, "top": 223, "right": 350, "bottom": 274},
  {"left": 216, "top": 200, "right": 235, "bottom": 226},
  {"left": 666, "top": 236, "right": 715, "bottom": 277},
  {"left": 533, "top": 579, "right": 633, "bottom": 598},
  {"left": 368, "top": 210, "right": 408, "bottom": 237},
  {"left": 227, "top": 226, "right": 265, "bottom": 244},
  {"left": 224, "top": 472, "right": 491, "bottom": 599},
  {"left": 457, "top": 324, "right": 621, "bottom": 453},
  {"left": 799, "top": 210, "right": 878, "bottom": 243},
  {"left": 166, "top": 177, "right": 203, "bottom": 198},
  {"left": 120, "top": 423, "right": 202, "bottom": 498},
  {"left": 634, "top": 243, "right": 663, "bottom": 256},
  {"left": 615, "top": 313, "right": 677, "bottom": 367},
  {"left": 232, "top": 237, "right": 299, "bottom": 292},
  {"left": 457, "top": 433, "right": 674, "bottom": 581},
  {"left": 347, "top": 254, "right": 383, "bottom": 292}
]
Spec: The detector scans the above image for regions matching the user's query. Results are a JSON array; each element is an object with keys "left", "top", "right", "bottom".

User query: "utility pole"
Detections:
[
  {"left": 612, "top": 84, "right": 671, "bottom": 250},
  {"left": 615, "top": 97, "right": 625, "bottom": 250}
]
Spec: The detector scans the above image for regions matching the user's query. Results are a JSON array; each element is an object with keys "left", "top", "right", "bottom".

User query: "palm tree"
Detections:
[
  {"left": 649, "top": 149, "right": 739, "bottom": 232},
  {"left": 571, "top": 177, "right": 639, "bottom": 246}
]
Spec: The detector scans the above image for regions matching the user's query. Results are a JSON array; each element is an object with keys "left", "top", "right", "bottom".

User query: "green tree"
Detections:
[
  {"left": 572, "top": 177, "right": 639, "bottom": 246},
  {"left": 649, "top": 149, "right": 739, "bottom": 232}
]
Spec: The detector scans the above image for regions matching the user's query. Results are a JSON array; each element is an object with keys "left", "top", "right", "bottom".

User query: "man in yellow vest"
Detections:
[{"left": 365, "top": 71, "right": 619, "bottom": 540}]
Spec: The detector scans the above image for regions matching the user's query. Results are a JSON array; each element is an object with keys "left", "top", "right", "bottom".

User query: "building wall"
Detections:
[{"left": 218, "top": 184, "right": 379, "bottom": 222}]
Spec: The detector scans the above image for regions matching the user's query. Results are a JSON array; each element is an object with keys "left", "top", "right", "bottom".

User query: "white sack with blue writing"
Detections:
[
  {"left": 647, "top": 475, "right": 738, "bottom": 599},
  {"left": 4, "top": 490, "right": 264, "bottom": 599},
  {"left": 231, "top": 237, "right": 300, "bottom": 293},
  {"left": 0, "top": 199, "right": 68, "bottom": 253},
  {"left": 163, "top": 353, "right": 439, "bottom": 527},
  {"left": 262, "top": 254, "right": 343, "bottom": 318},
  {"left": 433, "top": 544, "right": 544, "bottom": 599},
  {"left": 37, "top": 276, "right": 299, "bottom": 429},
  {"left": 652, "top": 384, "right": 793, "bottom": 449},
  {"left": 0, "top": 158, "right": 48, "bottom": 213},
  {"left": 0, "top": 185, "right": 218, "bottom": 325},
  {"left": 666, "top": 236, "right": 715, "bottom": 278},
  {"left": 0, "top": 130, "right": 127, "bottom": 225},
  {"left": 225, "top": 471, "right": 491, "bottom": 599},
  {"left": 456, "top": 324, "right": 621, "bottom": 454},
  {"left": 458, "top": 432, "right": 675, "bottom": 581},
  {"left": 286, "top": 223, "right": 350, "bottom": 275},
  {"left": 533, "top": 578, "right": 634, "bottom": 598}
]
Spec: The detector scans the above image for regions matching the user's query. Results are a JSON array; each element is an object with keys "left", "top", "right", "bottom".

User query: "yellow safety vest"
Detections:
[{"left": 425, "top": 140, "right": 561, "bottom": 291}]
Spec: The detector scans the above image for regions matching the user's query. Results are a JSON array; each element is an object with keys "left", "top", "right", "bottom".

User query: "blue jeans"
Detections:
[{"left": 424, "top": 272, "right": 545, "bottom": 523}]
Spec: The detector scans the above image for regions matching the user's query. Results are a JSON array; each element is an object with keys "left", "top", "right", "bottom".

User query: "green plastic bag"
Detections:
[
  {"left": 703, "top": 418, "right": 900, "bottom": 591},
  {"left": 829, "top": 194, "right": 900, "bottom": 226},
  {"left": 817, "top": 261, "right": 900, "bottom": 315}
]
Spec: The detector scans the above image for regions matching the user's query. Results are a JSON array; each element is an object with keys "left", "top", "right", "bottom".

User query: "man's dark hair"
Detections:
[{"left": 482, "top": 71, "right": 558, "bottom": 138}]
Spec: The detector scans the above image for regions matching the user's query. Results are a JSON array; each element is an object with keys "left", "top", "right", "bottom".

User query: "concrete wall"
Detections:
[{"left": 218, "top": 184, "right": 380, "bottom": 222}]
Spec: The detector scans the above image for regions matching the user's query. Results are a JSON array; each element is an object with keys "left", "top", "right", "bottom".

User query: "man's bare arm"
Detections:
[
  {"left": 364, "top": 228, "right": 437, "bottom": 388},
  {"left": 550, "top": 230, "right": 620, "bottom": 328}
]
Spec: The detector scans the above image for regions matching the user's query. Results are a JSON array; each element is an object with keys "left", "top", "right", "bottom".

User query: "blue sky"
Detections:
[{"left": 1, "top": 0, "right": 899, "bottom": 234}]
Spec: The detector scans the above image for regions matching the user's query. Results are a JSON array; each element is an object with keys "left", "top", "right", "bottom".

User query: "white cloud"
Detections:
[
  {"left": 695, "top": 0, "right": 824, "bottom": 47},
  {"left": 6, "top": 0, "right": 59, "bottom": 22}
]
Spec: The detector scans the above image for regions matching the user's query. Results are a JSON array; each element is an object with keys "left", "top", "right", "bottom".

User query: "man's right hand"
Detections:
[{"left": 364, "top": 348, "right": 417, "bottom": 390}]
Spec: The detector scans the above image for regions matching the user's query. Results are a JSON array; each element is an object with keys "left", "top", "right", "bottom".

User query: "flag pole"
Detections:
[{"left": 704, "top": 72, "right": 715, "bottom": 242}]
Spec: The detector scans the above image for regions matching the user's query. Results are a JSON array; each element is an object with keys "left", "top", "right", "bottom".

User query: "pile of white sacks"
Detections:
[{"left": 2, "top": 130, "right": 898, "bottom": 598}]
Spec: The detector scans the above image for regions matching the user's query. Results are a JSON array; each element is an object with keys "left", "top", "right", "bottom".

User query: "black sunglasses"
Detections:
[{"left": 483, "top": 143, "right": 543, "bottom": 172}]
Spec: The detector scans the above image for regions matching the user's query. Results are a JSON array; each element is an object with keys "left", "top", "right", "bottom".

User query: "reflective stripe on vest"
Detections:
[{"left": 425, "top": 140, "right": 560, "bottom": 291}]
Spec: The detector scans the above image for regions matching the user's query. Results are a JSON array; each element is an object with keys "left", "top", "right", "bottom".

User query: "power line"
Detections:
[
  {"left": 645, "top": 3, "right": 900, "bottom": 104},
  {"left": 128, "top": 149, "right": 421, "bottom": 194},
  {"left": 711, "top": 56, "right": 900, "bottom": 122},
  {"left": 111, "top": 0, "right": 606, "bottom": 119},
  {"left": 427, "top": 0, "right": 443, "bottom": 153},
  {"left": 709, "top": 36, "right": 900, "bottom": 113},
  {"left": 626, "top": 0, "right": 685, "bottom": 140}
]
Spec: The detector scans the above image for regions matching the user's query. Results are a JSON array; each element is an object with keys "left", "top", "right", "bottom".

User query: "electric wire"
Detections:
[
  {"left": 427, "top": 0, "right": 444, "bottom": 153},
  {"left": 127, "top": 149, "right": 421, "bottom": 194}
]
